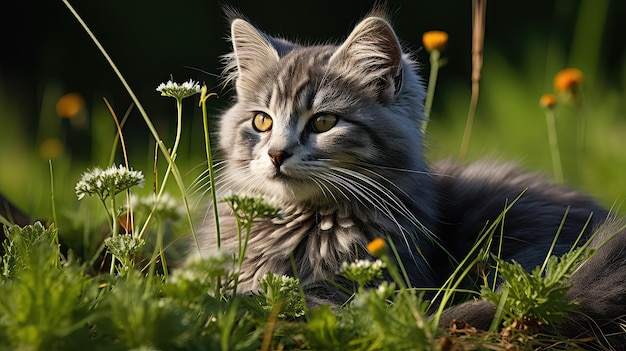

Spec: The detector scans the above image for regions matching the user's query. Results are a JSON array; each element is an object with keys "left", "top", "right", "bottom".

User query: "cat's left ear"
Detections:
[
  {"left": 230, "top": 19, "right": 281, "bottom": 95},
  {"left": 330, "top": 17, "right": 403, "bottom": 103}
]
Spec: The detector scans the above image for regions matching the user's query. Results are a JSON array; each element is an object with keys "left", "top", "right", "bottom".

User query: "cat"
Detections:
[{"left": 197, "top": 9, "right": 626, "bottom": 349}]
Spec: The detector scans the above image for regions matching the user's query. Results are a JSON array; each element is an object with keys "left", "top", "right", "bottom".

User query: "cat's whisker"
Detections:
[
  {"left": 316, "top": 173, "right": 370, "bottom": 210},
  {"left": 324, "top": 166, "right": 440, "bottom": 275},
  {"left": 330, "top": 166, "right": 432, "bottom": 236},
  {"left": 320, "top": 170, "right": 436, "bottom": 275},
  {"left": 309, "top": 175, "right": 338, "bottom": 203},
  {"left": 318, "top": 158, "right": 447, "bottom": 177},
  {"left": 321, "top": 170, "right": 409, "bottom": 236},
  {"left": 348, "top": 165, "right": 438, "bottom": 236},
  {"left": 187, "top": 162, "right": 229, "bottom": 196}
]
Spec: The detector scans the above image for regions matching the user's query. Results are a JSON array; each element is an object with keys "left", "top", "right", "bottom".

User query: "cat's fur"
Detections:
[{"left": 198, "top": 10, "right": 626, "bottom": 348}]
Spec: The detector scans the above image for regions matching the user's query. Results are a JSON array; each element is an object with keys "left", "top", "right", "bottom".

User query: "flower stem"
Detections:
[
  {"left": 545, "top": 109, "right": 564, "bottom": 183},
  {"left": 460, "top": 0, "right": 486, "bottom": 159},
  {"left": 138, "top": 99, "right": 182, "bottom": 242},
  {"left": 421, "top": 49, "right": 441, "bottom": 133},
  {"left": 109, "top": 192, "right": 119, "bottom": 275},
  {"left": 200, "top": 87, "right": 221, "bottom": 250},
  {"left": 172, "top": 98, "right": 183, "bottom": 162}
]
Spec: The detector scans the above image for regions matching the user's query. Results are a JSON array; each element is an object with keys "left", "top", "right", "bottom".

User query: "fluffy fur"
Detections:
[{"left": 198, "top": 10, "right": 626, "bottom": 349}]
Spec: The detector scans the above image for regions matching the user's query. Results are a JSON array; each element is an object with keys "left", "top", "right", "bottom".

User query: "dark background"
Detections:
[{"left": 2, "top": 0, "right": 625, "bottom": 146}]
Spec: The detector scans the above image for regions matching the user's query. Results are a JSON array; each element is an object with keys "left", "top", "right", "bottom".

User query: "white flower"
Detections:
[
  {"left": 156, "top": 79, "right": 201, "bottom": 100},
  {"left": 76, "top": 164, "right": 144, "bottom": 200},
  {"left": 338, "top": 259, "right": 386, "bottom": 286},
  {"left": 104, "top": 235, "right": 146, "bottom": 258},
  {"left": 128, "top": 192, "right": 184, "bottom": 221}
]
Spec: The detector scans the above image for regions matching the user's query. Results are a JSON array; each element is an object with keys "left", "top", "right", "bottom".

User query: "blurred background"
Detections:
[{"left": 1, "top": 0, "right": 625, "bottom": 222}]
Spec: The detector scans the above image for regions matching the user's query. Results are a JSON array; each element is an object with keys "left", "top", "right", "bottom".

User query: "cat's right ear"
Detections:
[
  {"left": 230, "top": 19, "right": 279, "bottom": 93},
  {"left": 329, "top": 16, "right": 403, "bottom": 103}
]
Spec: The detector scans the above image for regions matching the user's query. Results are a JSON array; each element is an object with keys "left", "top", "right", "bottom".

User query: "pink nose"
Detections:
[{"left": 268, "top": 150, "right": 292, "bottom": 167}]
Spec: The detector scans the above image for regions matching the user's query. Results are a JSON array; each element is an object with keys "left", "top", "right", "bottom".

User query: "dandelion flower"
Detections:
[
  {"left": 56, "top": 92, "right": 85, "bottom": 118},
  {"left": 367, "top": 237, "right": 387, "bottom": 257},
  {"left": 539, "top": 94, "right": 557, "bottom": 110},
  {"left": 75, "top": 164, "right": 144, "bottom": 201},
  {"left": 156, "top": 79, "right": 201, "bottom": 100},
  {"left": 422, "top": 30, "right": 448, "bottom": 52},
  {"left": 553, "top": 68, "right": 583, "bottom": 94}
]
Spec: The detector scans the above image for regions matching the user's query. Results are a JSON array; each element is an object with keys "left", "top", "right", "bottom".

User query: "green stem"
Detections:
[
  {"left": 460, "top": 0, "right": 486, "bottom": 159},
  {"left": 109, "top": 190, "right": 119, "bottom": 275},
  {"left": 148, "top": 221, "right": 168, "bottom": 278},
  {"left": 137, "top": 100, "right": 182, "bottom": 242},
  {"left": 48, "top": 160, "right": 58, "bottom": 233},
  {"left": 172, "top": 98, "right": 183, "bottom": 162},
  {"left": 421, "top": 49, "right": 440, "bottom": 133},
  {"left": 381, "top": 254, "right": 431, "bottom": 337},
  {"left": 201, "top": 88, "right": 221, "bottom": 250},
  {"left": 545, "top": 109, "right": 563, "bottom": 183}
]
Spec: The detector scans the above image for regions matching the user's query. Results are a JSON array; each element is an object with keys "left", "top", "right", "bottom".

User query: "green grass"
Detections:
[{"left": 1, "top": 0, "right": 625, "bottom": 349}]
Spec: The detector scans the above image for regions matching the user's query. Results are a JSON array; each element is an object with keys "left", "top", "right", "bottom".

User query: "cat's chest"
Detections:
[{"left": 245, "top": 206, "right": 385, "bottom": 259}]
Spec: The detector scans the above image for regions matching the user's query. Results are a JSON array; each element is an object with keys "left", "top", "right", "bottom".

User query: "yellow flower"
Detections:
[
  {"left": 553, "top": 68, "right": 583, "bottom": 94},
  {"left": 367, "top": 237, "right": 387, "bottom": 257},
  {"left": 55, "top": 92, "right": 85, "bottom": 118},
  {"left": 422, "top": 31, "right": 448, "bottom": 52},
  {"left": 539, "top": 93, "right": 557, "bottom": 109}
]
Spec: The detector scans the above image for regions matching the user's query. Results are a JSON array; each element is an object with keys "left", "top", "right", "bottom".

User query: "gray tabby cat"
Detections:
[{"left": 200, "top": 9, "right": 626, "bottom": 348}]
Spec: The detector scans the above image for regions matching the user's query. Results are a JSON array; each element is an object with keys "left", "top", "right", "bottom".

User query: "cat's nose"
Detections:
[{"left": 268, "top": 150, "right": 292, "bottom": 167}]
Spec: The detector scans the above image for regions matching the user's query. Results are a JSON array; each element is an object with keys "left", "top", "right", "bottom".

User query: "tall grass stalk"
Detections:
[
  {"left": 200, "top": 85, "right": 220, "bottom": 251},
  {"left": 544, "top": 107, "right": 563, "bottom": 183},
  {"left": 431, "top": 191, "right": 524, "bottom": 326},
  {"left": 48, "top": 160, "right": 58, "bottom": 230},
  {"left": 459, "top": 0, "right": 486, "bottom": 159},
  {"left": 106, "top": 102, "right": 134, "bottom": 167}
]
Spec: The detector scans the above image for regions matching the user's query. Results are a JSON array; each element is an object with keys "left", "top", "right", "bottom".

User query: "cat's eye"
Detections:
[
  {"left": 252, "top": 112, "right": 273, "bottom": 132},
  {"left": 310, "top": 113, "right": 338, "bottom": 133}
]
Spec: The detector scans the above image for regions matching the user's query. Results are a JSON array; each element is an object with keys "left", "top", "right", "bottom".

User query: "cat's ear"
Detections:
[
  {"left": 330, "top": 17, "right": 403, "bottom": 103},
  {"left": 230, "top": 19, "right": 280, "bottom": 92}
]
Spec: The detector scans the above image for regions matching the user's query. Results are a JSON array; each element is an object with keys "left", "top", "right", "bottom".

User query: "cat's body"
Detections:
[{"left": 199, "top": 10, "right": 626, "bottom": 348}]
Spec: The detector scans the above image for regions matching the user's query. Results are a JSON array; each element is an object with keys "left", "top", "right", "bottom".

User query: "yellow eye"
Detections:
[
  {"left": 252, "top": 112, "right": 273, "bottom": 132},
  {"left": 310, "top": 113, "right": 338, "bottom": 133}
]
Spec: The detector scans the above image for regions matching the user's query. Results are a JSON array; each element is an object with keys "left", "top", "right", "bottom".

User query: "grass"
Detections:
[{"left": 0, "top": 0, "right": 625, "bottom": 349}]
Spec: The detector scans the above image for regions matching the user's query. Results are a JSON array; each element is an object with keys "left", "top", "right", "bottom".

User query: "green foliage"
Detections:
[
  {"left": 2, "top": 222, "right": 59, "bottom": 279},
  {"left": 481, "top": 247, "right": 589, "bottom": 328},
  {"left": 305, "top": 285, "right": 437, "bottom": 351},
  {"left": 256, "top": 271, "right": 306, "bottom": 318},
  {"left": 0, "top": 215, "right": 603, "bottom": 350},
  {"left": 0, "top": 223, "right": 96, "bottom": 351},
  {"left": 98, "top": 273, "right": 204, "bottom": 350}
]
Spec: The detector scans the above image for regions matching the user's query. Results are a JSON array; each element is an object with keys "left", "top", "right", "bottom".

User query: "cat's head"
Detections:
[{"left": 218, "top": 12, "right": 432, "bottom": 209}]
